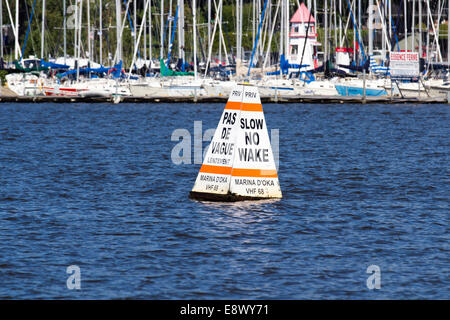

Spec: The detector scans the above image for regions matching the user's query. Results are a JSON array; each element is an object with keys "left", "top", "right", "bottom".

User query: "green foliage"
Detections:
[{"left": 0, "top": 70, "right": 7, "bottom": 85}]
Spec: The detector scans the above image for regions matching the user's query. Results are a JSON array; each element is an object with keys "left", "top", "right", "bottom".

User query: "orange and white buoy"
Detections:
[{"left": 190, "top": 84, "right": 282, "bottom": 201}]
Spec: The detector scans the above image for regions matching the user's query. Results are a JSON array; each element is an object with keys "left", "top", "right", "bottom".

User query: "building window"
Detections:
[{"left": 291, "top": 45, "right": 298, "bottom": 55}]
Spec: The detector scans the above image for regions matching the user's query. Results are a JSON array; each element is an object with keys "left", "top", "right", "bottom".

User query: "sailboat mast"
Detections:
[
  {"left": 240, "top": 0, "right": 243, "bottom": 60},
  {"left": 262, "top": 0, "right": 280, "bottom": 69},
  {"left": 426, "top": 0, "right": 430, "bottom": 59},
  {"left": 87, "top": 0, "right": 91, "bottom": 62},
  {"left": 388, "top": 0, "right": 392, "bottom": 39},
  {"left": 144, "top": 0, "right": 147, "bottom": 61},
  {"left": 381, "top": 0, "right": 386, "bottom": 60},
  {"left": 352, "top": 0, "right": 355, "bottom": 59},
  {"left": 219, "top": 1, "right": 222, "bottom": 63},
  {"left": 358, "top": 0, "right": 361, "bottom": 61},
  {"left": 339, "top": 0, "right": 342, "bottom": 47},
  {"left": 63, "top": 0, "right": 66, "bottom": 64},
  {"left": 285, "top": 0, "right": 289, "bottom": 58},
  {"left": 208, "top": 0, "right": 211, "bottom": 56},
  {"left": 236, "top": 0, "right": 240, "bottom": 61},
  {"left": 419, "top": 0, "right": 422, "bottom": 57},
  {"left": 41, "top": 0, "right": 45, "bottom": 59},
  {"left": 256, "top": 0, "right": 260, "bottom": 59},
  {"left": 160, "top": 0, "right": 164, "bottom": 58},
  {"left": 166, "top": 2, "right": 177, "bottom": 67},
  {"left": 333, "top": 0, "right": 337, "bottom": 50},
  {"left": 116, "top": 0, "right": 122, "bottom": 62},
  {"left": 0, "top": 0, "right": 3, "bottom": 59},
  {"left": 99, "top": 0, "right": 102, "bottom": 65},
  {"left": 149, "top": 0, "right": 152, "bottom": 61},
  {"left": 280, "top": 0, "right": 283, "bottom": 57},
  {"left": 134, "top": 0, "right": 137, "bottom": 52},
  {"left": 313, "top": 0, "right": 317, "bottom": 29},
  {"left": 412, "top": 0, "right": 415, "bottom": 53},
  {"left": 369, "top": 0, "right": 373, "bottom": 56},
  {"left": 267, "top": 0, "right": 271, "bottom": 65},
  {"left": 404, "top": 0, "right": 407, "bottom": 52},
  {"left": 168, "top": 0, "right": 172, "bottom": 55},
  {"left": 325, "top": 0, "right": 328, "bottom": 62},
  {"left": 253, "top": 0, "right": 256, "bottom": 51},
  {"left": 179, "top": 0, "right": 182, "bottom": 63},
  {"left": 426, "top": 0, "right": 442, "bottom": 61},
  {"left": 77, "top": 0, "right": 83, "bottom": 81},
  {"left": 193, "top": 0, "right": 197, "bottom": 80},
  {"left": 128, "top": 0, "right": 151, "bottom": 75},
  {"left": 74, "top": 0, "right": 78, "bottom": 62},
  {"left": 15, "top": 0, "right": 19, "bottom": 59},
  {"left": 178, "top": 0, "right": 185, "bottom": 68}
]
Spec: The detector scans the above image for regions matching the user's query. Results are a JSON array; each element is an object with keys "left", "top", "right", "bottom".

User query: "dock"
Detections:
[{"left": 0, "top": 94, "right": 447, "bottom": 104}]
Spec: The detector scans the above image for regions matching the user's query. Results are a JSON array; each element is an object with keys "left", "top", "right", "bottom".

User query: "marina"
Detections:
[{"left": 1, "top": 1, "right": 450, "bottom": 103}]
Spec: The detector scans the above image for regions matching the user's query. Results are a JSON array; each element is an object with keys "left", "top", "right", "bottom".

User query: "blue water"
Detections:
[{"left": 0, "top": 102, "right": 448, "bottom": 299}]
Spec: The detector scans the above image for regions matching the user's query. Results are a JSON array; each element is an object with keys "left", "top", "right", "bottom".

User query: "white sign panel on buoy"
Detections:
[
  {"left": 190, "top": 85, "right": 244, "bottom": 199},
  {"left": 190, "top": 84, "right": 282, "bottom": 201},
  {"left": 228, "top": 85, "right": 282, "bottom": 199}
]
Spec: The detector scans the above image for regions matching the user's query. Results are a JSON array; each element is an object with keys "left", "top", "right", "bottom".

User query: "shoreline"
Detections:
[{"left": 0, "top": 94, "right": 448, "bottom": 104}]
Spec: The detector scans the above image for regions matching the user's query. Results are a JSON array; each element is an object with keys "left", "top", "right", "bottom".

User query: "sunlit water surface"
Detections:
[{"left": 0, "top": 102, "right": 448, "bottom": 299}]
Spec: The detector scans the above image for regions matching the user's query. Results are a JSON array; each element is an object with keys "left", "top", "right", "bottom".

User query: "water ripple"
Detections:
[{"left": 0, "top": 102, "right": 448, "bottom": 299}]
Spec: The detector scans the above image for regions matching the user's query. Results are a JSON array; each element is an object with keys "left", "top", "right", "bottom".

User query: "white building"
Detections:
[{"left": 287, "top": 3, "right": 321, "bottom": 72}]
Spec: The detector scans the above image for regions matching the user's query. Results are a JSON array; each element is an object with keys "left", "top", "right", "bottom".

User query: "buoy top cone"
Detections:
[{"left": 190, "top": 84, "right": 282, "bottom": 201}]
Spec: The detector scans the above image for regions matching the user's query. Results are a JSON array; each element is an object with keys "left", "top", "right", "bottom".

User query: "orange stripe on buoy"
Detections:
[
  {"left": 224, "top": 102, "right": 262, "bottom": 112},
  {"left": 224, "top": 101, "right": 242, "bottom": 110},
  {"left": 241, "top": 103, "right": 263, "bottom": 112},
  {"left": 231, "top": 168, "right": 278, "bottom": 178},
  {"left": 200, "top": 164, "right": 232, "bottom": 175}
]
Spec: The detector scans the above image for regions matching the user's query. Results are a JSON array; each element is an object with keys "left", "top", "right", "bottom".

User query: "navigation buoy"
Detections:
[{"left": 190, "top": 84, "right": 282, "bottom": 201}]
